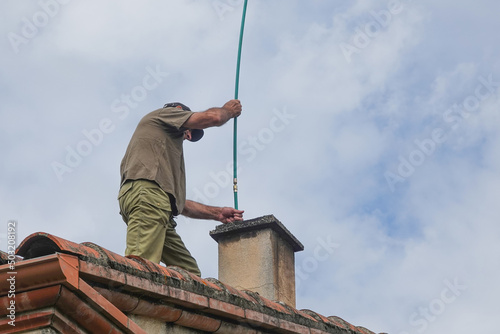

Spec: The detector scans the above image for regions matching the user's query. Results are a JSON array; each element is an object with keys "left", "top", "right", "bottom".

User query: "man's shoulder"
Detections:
[
  {"left": 135, "top": 107, "right": 194, "bottom": 134},
  {"left": 143, "top": 107, "right": 193, "bottom": 120},
  {"left": 158, "top": 108, "right": 194, "bottom": 128}
]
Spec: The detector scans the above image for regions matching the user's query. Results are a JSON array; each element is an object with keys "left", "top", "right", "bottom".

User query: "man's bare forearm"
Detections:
[
  {"left": 205, "top": 108, "right": 234, "bottom": 127},
  {"left": 187, "top": 108, "right": 235, "bottom": 128},
  {"left": 182, "top": 200, "right": 245, "bottom": 224},
  {"left": 182, "top": 200, "right": 220, "bottom": 220}
]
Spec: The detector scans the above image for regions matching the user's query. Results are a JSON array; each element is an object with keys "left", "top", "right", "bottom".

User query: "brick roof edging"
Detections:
[{"left": 10, "top": 232, "right": 379, "bottom": 334}]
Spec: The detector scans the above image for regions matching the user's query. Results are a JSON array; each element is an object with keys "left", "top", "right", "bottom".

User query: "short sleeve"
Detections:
[{"left": 157, "top": 107, "right": 194, "bottom": 131}]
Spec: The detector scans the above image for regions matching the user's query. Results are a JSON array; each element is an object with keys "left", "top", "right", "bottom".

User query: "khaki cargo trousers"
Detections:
[{"left": 118, "top": 179, "right": 201, "bottom": 276}]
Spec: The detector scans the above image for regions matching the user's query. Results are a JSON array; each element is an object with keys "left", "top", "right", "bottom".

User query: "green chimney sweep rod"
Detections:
[{"left": 233, "top": 0, "right": 248, "bottom": 210}]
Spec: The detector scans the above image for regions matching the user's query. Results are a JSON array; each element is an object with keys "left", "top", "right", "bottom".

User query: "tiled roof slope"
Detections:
[{"left": 0, "top": 232, "right": 379, "bottom": 334}]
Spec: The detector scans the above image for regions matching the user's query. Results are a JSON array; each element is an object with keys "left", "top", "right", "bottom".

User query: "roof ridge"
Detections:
[{"left": 11, "top": 232, "right": 378, "bottom": 334}]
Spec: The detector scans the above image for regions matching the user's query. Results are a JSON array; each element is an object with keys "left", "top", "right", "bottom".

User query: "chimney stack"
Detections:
[{"left": 210, "top": 215, "right": 304, "bottom": 307}]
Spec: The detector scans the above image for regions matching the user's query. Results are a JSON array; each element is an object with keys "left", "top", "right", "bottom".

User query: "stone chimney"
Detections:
[{"left": 209, "top": 215, "right": 304, "bottom": 307}]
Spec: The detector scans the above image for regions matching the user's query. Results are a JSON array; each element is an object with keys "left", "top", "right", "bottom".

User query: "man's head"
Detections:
[{"left": 163, "top": 102, "right": 204, "bottom": 142}]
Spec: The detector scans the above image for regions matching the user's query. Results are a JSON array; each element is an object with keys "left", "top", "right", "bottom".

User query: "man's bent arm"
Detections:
[
  {"left": 182, "top": 200, "right": 244, "bottom": 224},
  {"left": 183, "top": 100, "right": 242, "bottom": 129}
]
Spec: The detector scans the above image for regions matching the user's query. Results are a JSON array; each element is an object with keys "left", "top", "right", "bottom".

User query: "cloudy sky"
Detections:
[{"left": 1, "top": 0, "right": 499, "bottom": 333}]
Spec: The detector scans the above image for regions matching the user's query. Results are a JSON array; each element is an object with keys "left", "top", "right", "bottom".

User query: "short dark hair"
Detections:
[{"left": 163, "top": 102, "right": 191, "bottom": 111}]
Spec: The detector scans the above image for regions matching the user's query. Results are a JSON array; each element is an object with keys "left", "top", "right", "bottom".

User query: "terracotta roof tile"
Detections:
[
  {"left": 17, "top": 232, "right": 102, "bottom": 260},
  {"left": 246, "top": 290, "right": 293, "bottom": 315},
  {"left": 289, "top": 307, "right": 320, "bottom": 323},
  {"left": 0, "top": 309, "right": 55, "bottom": 333},
  {"left": 0, "top": 285, "right": 61, "bottom": 316},
  {"left": 135, "top": 299, "right": 183, "bottom": 323},
  {"left": 200, "top": 277, "right": 224, "bottom": 291},
  {"left": 94, "top": 286, "right": 183, "bottom": 323},
  {"left": 82, "top": 242, "right": 132, "bottom": 267},
  {"left": 168, "top": 285, "right": 210, "bottom": 309},
  {"left": 0, "top": 250, "right": 22, "bottom": 265},
  {"left": 205, "top": 278, "right": 260, "bottom": 304},
  {"left": 301, "top": 309, "right": 332, "bottom": 323},
  {"left": 3, "top": 232, "right": 381, "bottom": 334},
  {"left": 0, "top": 279, "right": 146, "bottom": 334},
  {"left": 174, "top": 310, "right": 221, "bottom": 332},
  {"left": 94, "top": 286, "right": 140, "bottom": 313},
  {"left": 125, "top": 254, "right": 184, "bottom": 280},
  {"left": 244, "top": 308, "right": 280, "bottom": 328},
  {"left": 278, "top": 318, "right": 312, "bottom": 334},
  {"left": 357, "top": 327, "right": 377, "bottom": 334},
  {"left": 208, "top": 297, "right": 246, "bottom": 319},
  {"left": 122, "top": 271, "right": 170, "bottom": 297},
  {"left": 79, "top": 260, "right": 127, "bottom": 288},
  {"left": 328, "top": 315, "right": 364, "bottom": 332}
]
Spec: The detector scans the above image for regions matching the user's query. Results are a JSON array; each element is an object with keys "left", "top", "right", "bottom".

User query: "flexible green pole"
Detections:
[{"left": 233, "top": 0, "right": 248, "bottom": 210}]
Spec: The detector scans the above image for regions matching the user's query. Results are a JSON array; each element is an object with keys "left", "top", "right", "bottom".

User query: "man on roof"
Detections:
[{"left": 118, "top": 100, "right": 244, "bottom": 276}]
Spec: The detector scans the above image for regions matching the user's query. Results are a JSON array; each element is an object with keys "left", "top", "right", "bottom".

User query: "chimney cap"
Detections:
[{"left": 210, "top": 214, "right": 304, "bottom": 252}]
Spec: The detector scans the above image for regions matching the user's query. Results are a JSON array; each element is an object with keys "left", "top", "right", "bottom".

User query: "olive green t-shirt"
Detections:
[{"left": 120, "top": 107, "right": 194, "bottom": 215}]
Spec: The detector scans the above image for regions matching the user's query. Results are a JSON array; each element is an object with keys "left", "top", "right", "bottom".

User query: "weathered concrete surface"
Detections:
[
  {"left": 24, "top": 329, "right": 59, "bottom": 334},
  {"left": 130, "top": 315, "right": 168, "bottom": 334},
  {"left": 210, "top": 215, "right": 304, "bottom": 252},
  {"left": 130, "top": 315, "right": 209, "bottom": 334},
  {"left": 210, "top": 215, "right": 303, "bottom": 308}
]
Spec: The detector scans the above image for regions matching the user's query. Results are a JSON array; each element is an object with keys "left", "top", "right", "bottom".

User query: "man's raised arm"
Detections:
[{"left": 183, "top": 99, "right": 242, "bottom": 129}]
